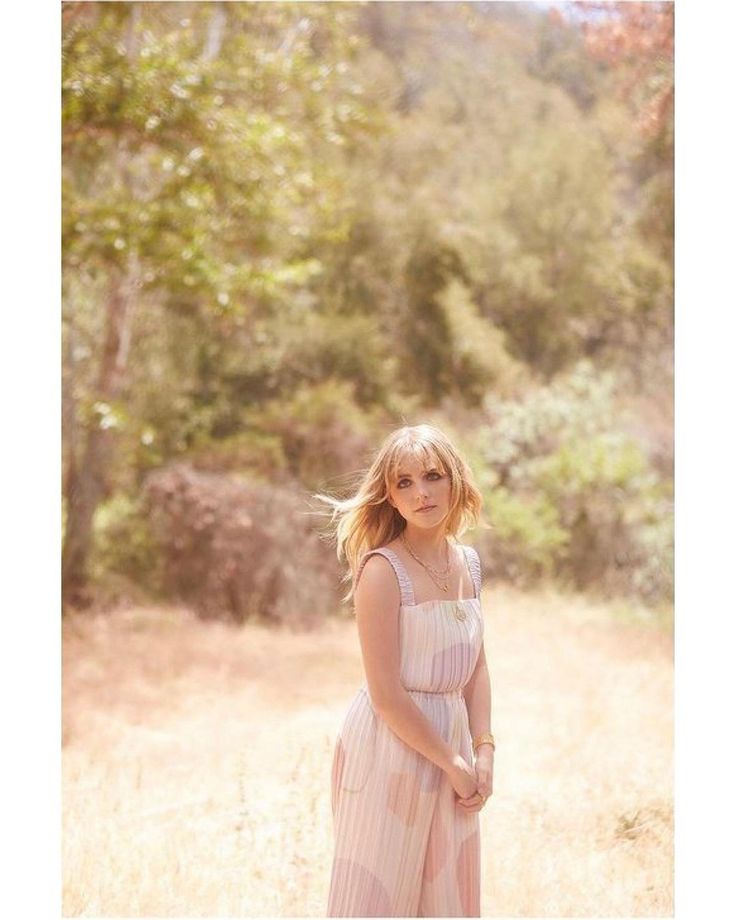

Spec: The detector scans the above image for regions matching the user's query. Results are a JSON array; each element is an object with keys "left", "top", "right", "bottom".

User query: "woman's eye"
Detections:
[{"left": 397, "top": 472, "right": 441, "bottom": 487}]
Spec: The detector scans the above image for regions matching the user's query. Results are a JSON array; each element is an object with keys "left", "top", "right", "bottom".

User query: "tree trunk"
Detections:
[
  {"left": 61, "top": 267, "right": 137, "bottom": 609},
  {"left": 201, "top": 1, "right": 227, "bottom": 62}
]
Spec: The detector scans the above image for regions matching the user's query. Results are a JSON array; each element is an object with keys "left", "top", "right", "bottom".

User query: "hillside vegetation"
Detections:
[{"left": 62, "top": 2, "right": 673, "bottom": 619}]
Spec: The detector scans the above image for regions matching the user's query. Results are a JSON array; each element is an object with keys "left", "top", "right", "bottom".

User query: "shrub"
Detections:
[
  {"left": 143, "top": 463, "right": 342, "bottom": 627},
  {"left": 245, "top": 379, "right": 379, "bottom": 490},
  {"left": 89, "top": 492, "right": 163, "bottom": 598},
  {"left": 473, "top": 360, "right": 673, "bottom": 602}
]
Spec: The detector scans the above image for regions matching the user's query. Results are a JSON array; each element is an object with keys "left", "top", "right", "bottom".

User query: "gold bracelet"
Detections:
[{"left": 473, "top": 731, "right": 495, "bottom": 752}]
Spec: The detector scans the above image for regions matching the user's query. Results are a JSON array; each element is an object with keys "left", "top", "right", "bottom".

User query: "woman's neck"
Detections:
[{"left": 401, "top": 525, "right": 452, "bottom": 560}]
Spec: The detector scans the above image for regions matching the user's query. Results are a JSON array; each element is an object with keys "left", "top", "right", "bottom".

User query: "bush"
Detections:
[
  {"left": 89, "top": 492, "right": 163, "bottom": 597},
  {"left": 245, "top": 379, "right": 380, "bottom": 490},
  {"left": 473, "top": 360, "right": 673, "bottom": 602},
  {"left": 483, "top": 486, "right": 569, "bottom": 586},
  {"left": 534, "top": 433, "right": 673, "bottom": 599},
  {"left": 143, "top": 464, "right": 342, "bottom": 627}
]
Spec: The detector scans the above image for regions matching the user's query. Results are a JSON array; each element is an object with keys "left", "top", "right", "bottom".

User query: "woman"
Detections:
[{"left": 317, "top": 424, "right": 494, "bottom": 917}]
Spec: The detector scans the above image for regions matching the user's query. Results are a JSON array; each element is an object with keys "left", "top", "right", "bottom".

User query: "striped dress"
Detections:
[{"left": 327, "top": 544, "right": 483, "bottom": 917}]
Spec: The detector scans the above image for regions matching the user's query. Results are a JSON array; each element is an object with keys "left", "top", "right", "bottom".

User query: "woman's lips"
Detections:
[{"left": 416, "top": 505, "right": 436, "bottom": 513}]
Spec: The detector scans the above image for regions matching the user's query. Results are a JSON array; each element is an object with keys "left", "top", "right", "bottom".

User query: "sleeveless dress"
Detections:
[{"left": 327, "top": 544, "right": 484, "bottom": 917}]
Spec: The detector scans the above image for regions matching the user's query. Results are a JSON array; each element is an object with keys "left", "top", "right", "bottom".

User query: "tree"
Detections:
[
  {"left": 575, "top": 1, "right": 674, "bottom": 263},
  {"left": 62, "top": 1, "right": 374, "bottom": 605}
]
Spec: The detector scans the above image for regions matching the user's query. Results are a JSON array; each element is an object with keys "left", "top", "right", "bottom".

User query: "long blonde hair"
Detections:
[{"left": 313, "top": 424, "right": 484, "bottom": 601}]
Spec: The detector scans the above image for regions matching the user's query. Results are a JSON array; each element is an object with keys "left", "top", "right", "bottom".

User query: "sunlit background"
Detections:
[{"left": 62, "top": 1, "right": 673, "bottom": 915}]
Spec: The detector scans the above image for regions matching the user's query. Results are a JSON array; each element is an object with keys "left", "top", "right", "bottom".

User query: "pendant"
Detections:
[{"left": 454, "top": 604, "right": 467, "bottom": 621}]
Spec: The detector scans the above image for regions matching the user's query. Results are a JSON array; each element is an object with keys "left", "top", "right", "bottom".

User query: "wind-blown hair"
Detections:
[{"left": 313, "top": 424, "right": 484, "bottom": 602}]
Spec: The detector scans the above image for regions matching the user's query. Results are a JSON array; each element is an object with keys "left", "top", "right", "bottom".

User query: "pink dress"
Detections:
[{"left": 327, "top": 544, "right": 483, "bottom": 917}]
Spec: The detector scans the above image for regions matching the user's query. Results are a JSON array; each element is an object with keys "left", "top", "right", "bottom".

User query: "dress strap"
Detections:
[
  {"left": 461, "top": 544, "right": 482, "bottom": 599},
  {"left": 354, "top": 547, "right": 416, "bottom": 607}
]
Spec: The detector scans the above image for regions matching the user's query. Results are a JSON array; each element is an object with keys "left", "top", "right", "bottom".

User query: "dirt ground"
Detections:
[{"left": 62, "top": 583, "right": 673, "bottom": 916}]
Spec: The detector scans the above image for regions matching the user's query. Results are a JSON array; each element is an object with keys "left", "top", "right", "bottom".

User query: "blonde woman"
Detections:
[{"left": 317, "top": 424, "right": 494, "bottom": 917}]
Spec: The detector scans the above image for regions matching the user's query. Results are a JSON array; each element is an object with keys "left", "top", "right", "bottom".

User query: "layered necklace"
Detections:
[
  {"left": 400, "top": 532, "right": 468, "bottom": 621},
  {"left": 400, "top": 531, "right": 453, "bottom": 592}
]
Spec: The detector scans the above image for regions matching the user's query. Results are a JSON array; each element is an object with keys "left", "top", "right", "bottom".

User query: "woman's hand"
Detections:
[
  {"left": 457, "top": 747, "right": 494, "bottom": 812},
  {"left": 446, "top": 753, "right": 479, "bottom": 801}
]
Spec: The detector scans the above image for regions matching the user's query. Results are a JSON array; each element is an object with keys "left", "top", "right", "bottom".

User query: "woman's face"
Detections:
[{"left": 386, "top": 452, "right": 453, "bottom": 529}]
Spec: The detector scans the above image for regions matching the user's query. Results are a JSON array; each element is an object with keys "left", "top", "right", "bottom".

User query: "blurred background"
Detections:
[{"left": 62, "top": 1, "right": 673, "bottom": 916}]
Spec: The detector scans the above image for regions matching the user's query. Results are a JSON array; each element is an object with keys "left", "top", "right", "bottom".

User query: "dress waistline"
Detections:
[
  {"left": 406, "top": 687, "right": 464, "bottom": 698},
  {"left": 359, "top": 684, "right": 464, "bottom": 702}
]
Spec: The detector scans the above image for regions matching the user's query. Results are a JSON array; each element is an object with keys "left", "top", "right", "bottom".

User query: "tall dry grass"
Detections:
[{"left": 62, "top": 585, "right": 672, "bottom": 916}]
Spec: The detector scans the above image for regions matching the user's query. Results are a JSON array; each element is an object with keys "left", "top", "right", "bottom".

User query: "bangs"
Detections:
[{"left": 386, "top": 438, "right": 448, "bottom": 484}]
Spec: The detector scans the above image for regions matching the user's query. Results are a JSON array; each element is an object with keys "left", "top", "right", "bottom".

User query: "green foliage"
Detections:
[
  {"left": 185, "top": 431, "right": 288, "bottom": 480},
  {"left": 89, "top": 493, "right": 162, "bottom": 590},
  {"left": 436, "top": 279, "right": 527, "bottom": 404},
  {"left": 62, "top": 2, "right": 376, "bottom": 301},
  {"left": 401, "top": 234, "right": 466, "bottom": 404},
  {"left": 274, "top": 308, "right": 395, "bottom": 409},
  {"left": 472, "top": 121, "right": 664, "bottom": 374},
  {"left": 533, "top": 433, "right": 648, "bottom": 496},
  {"left": 474, "top": 361, "right": 673, "bottom": 601},
  {"left": 485, "top": 487, "right": 569, "bottom": 583},
  {"left": 246, "top": 379, "right": 380, "bottom": 490},
  {"left": 62, "top": 2, "right": 673, "bottom": 609}
]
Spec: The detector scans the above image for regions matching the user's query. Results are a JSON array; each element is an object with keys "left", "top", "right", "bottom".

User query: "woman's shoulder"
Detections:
[
  {"left": 358, "top": 539, "right": 408, "bottom": 568},
  {"left": 355, "top": 545, "right": 399, "bottom": 582},
  {"left": 358, "top": 543, "right": 397, "bottom": 563},
  {"left": 353, "top": 548, "right": 402, "bottom": 607}
]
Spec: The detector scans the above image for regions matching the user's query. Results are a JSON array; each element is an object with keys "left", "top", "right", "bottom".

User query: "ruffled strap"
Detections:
[
  {"left": 461, "top": 544, "right": 483, "bottom": 599},
  {"left": 354, "top": 547, "right": 415, "bottom": 607}
]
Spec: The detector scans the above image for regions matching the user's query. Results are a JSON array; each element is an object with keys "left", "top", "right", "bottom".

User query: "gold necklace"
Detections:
[
  {"left": 400, "top": 534, "right": 469, "bottom": 621},
  {"left": 401, "top": 532, "right": 452, "bottom": 592}
]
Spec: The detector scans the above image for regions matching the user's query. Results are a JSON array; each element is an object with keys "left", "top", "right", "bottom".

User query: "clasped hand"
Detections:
[{"left": 457, "top": 749, "right": 494, "bottom": 813}]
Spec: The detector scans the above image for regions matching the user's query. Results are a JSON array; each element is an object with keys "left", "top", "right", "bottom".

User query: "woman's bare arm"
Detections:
[
  {"left": 463, "top": 643, "right": 492, "bottom": 749},
  {"left": 354, "top": 554, "right": 461, "bottom": 775}
]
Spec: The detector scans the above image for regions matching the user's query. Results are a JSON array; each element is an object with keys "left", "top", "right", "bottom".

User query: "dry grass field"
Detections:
[{"left": 62, "top": 584, "right": 673, "bottom": 917}]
